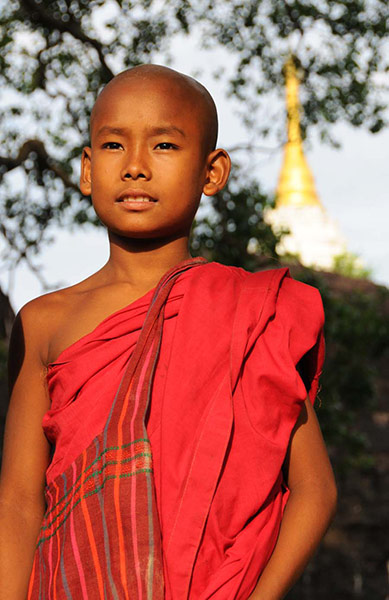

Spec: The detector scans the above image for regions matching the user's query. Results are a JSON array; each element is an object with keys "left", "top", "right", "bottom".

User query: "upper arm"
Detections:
[
  {"left": 283, "top": 398, "right": 337, "bottom": 498},
  {"left": 0, "top": 302, "right": 51, "bottom": 515}
]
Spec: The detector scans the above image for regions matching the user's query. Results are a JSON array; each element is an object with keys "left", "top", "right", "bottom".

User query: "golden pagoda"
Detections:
[
  {"left": 265, "top": 55, "right": 347, "bottom": 270},
  {"left": 276, "top": 56, "right": 321, "bottom": 208}
]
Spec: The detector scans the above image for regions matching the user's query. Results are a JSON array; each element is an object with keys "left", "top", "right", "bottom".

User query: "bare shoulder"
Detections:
[
  {"left": 12, "top": 274, "right": 98, "bottom": 367},
  {"left": 18, "top": 267, "right": 126, "bottom": 367},
  {"left": 16, "top": 290, "right": 69, "bottom": 358},
  {"left": 12, "top": 264, "right": 153, "bottom": 368}
]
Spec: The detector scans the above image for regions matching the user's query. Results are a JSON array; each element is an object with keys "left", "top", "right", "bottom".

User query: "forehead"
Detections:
[{"left": 91, "top": 76, "right": 205, "bottom": 138}]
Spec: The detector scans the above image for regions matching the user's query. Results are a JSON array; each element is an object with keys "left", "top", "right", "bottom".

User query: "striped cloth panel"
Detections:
[{"left": 27, "top": 257, "right": 206, "bottom": 600}]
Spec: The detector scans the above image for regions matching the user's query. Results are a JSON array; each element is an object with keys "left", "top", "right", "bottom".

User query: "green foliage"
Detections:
[
  {"left": 191, "top": 167, "right": 279, "bottom": 269},
  {"left": 295, "top": 269, "right": 389, "bottom": 472},
  {"left": 332, "top": 251, "right": 372, "bottom": 279}
]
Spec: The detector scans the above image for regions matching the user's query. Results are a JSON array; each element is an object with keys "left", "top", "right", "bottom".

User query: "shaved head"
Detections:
[
  {"left": 91, "top": 64, "right": 219, "bottom": 156},
  {"left": 81, "top": 64, "right": 231, "bottom": 240}
]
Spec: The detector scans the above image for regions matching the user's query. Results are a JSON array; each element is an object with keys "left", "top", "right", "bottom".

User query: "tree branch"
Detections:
[
  {"left": 0, "top": 140, "right": 80, "bottom": 192},
  {"left": 19, "top": 0, "right": 114, "bottom": 82},
  {"left": 0, "top": 216, "right": 63, "bottom": 292}
]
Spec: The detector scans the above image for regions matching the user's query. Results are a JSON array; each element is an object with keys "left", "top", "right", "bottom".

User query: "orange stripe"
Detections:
[
  {"left": 52, "top": 480, "right": 61, "bottom": 599},
  {"left": 113, "top": 380, "right": 135, "bottom": 600},
  {"left": 80, "top": 449, "right": 105, "bottom": 600}
]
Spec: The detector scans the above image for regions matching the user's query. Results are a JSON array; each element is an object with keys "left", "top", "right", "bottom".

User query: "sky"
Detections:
[{"left": 1, "top": 16, "right": 389, "bottom": 312}]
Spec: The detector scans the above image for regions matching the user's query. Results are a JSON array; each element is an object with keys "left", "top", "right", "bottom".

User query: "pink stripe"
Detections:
[
  {"left": 69, "top": 462, "right": 89, "bottom": 599},
  {"left": 46, "top": 488, "right": 54, "bottom": 599},
  {"left": 130, "top": 342, "right": 154, "bottom": 599},
  {"left": 52, "top": 481, "right": 61, "bottom": 599}
]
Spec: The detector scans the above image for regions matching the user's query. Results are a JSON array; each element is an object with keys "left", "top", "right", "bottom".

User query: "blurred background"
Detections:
[{"left": 0, "top": 1, "right": 388, "bottom": 598}]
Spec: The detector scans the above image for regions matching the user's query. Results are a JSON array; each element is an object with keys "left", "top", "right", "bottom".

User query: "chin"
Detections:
[{"left": 109, "top": 226, "right": 185, "bottom": 244}]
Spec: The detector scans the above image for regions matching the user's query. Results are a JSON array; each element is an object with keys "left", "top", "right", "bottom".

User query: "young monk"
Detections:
[{"left": 0, "top": 64, "right": 337, "bottom": 600}]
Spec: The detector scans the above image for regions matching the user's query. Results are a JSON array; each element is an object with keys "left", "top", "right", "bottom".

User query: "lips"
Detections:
[{"left": 116, "top": 190, "right": 157, "bottom": 203}]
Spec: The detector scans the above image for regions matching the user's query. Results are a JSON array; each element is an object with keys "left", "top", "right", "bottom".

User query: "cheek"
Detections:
[
  {"left": 91, "top": 152, "right": 120, "bottom": 183},
  {"left": 179, "top": 158, "right": 207, "bottom": 191},
  {"left": 91, "top": 162, "right": 108, "bottom": 183}
]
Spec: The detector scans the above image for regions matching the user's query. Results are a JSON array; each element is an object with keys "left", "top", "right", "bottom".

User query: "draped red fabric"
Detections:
[
  {"left": 28, "top": 259, "right": 206, "bottom": 600},
  {"left": 30, "top": 262, "right": 324, "bottom": 599}
]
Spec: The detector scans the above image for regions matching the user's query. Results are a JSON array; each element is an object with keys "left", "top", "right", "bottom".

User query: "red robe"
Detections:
[{"left": 37, "top": 262, "right": 324, "bottom": 599}]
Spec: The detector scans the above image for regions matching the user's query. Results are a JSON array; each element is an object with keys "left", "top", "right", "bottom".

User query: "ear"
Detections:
[
  {"left": 80, "top": 146, "right": 92, "bottom": 195},
  {"left": 202, "top": 149, "right": 231, "bottom": 196}
]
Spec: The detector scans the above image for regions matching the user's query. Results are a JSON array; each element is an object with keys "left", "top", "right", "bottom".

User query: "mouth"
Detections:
[{"left": 116, "top": 190, "right": 157, "bottom": 203}]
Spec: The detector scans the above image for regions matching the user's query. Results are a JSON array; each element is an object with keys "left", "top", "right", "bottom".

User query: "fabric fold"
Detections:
[{"left": 29, "top": 261, "right": 325, "bottom": 600}]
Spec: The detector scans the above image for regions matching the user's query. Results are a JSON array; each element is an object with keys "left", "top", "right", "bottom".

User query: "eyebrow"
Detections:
[
  {"left": 149, "top": 126, "right": 186, "bottom": 138},
  {"left": 96, "top": 126, "right": 127, "bottom": 136},
  {"left": 96, "top": 125, "right": 186, "bottom": 138}
]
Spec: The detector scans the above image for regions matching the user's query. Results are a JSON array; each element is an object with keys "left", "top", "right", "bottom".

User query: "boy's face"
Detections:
[{"left": 81, "top": 75, "right": 226, "bottom": 241}]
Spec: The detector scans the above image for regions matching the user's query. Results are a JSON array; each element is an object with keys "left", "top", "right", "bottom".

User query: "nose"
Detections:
[{"left": 120, "top": 146, "right": 151, "bottom": 181}]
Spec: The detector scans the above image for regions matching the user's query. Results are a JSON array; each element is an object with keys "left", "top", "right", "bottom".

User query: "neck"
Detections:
[{"left": 101, "top": 231, "right": 193, "bottom": 291}]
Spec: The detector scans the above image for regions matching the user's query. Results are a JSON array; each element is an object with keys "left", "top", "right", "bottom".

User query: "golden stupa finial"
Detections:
[{"left": 275, "top": 55, "right": 322, "bottom": 208}]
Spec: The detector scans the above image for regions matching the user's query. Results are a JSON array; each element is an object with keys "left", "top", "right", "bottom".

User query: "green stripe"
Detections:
[
  {"left": 41, "top": 452, "right": 152, "bottom": 532},
  {"left": 37, "top": 468, "right": 153, "bottom": 547},
  {"left": 45, "top": 438, "right": 151, "bottom": 518}
]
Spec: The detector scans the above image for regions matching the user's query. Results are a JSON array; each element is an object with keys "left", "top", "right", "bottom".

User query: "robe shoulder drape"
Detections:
[{"left": 39, "top": 262, "right": 324, "bottom": 599}]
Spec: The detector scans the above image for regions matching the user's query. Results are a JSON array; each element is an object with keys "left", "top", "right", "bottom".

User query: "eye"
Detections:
[
  {"left": 155, "top": 142, "right": 178, "bottom": 150},
  {"left": 102, "top": 142, "right": 123, "bottom": 150}
]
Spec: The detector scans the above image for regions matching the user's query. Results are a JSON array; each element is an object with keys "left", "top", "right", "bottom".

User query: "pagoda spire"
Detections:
[{"left": 276, "top": 55, "right": 322, "bottom": 208}]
